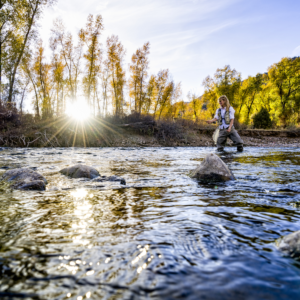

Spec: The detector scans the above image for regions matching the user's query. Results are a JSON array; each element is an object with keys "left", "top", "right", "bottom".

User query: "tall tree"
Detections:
[
  {"left": 33, "top": 40, "right": 52, "bottom": 118},
  {"left": 80, "top": 14, "right": 103, "bottom": 113},
  {"left": 268, "top": 57, "right": 300, "bottom": 125},
  {"left": 214, "top": 65, "right": 241, "bottom": 106},
  {"left": 50, "top": 18, "right": 83, "bottom": 104},
  {"left": 5, "top": 0, "right": 55, "bottom": 105},
  {"left": 129, "top": 42, "right": 150, "bottom": 113},
  {"left": 106, "top": 35, "right": 126, "bottom": 117},
  {"left": 51, "top": 51, "right": 65, "bottom": 115},
  {"left": 142, "top": 74, "right": 156, "bottom": 114}
]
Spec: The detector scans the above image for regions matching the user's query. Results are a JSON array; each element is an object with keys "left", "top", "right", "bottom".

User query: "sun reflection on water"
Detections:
[{"left": 70, "top": 189, "right": 93, "bottom": 247}]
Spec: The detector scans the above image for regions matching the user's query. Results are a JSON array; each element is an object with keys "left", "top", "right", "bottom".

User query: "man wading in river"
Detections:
[{"left": 206, "top": 95, "right": 244, "bottom": 152}]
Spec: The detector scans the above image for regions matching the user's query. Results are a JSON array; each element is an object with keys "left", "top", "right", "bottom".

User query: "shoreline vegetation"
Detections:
[{"left": 1, "top": 110, "right": 299, "bottom": 148}]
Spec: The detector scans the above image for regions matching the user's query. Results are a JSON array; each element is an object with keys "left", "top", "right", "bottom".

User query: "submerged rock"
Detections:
[
  {"left": 60, "top": 164, "right": 100, "bottom": 179},
  {"left": 276, "top": 230, "right": 300, "bottom": 258},
  {"left": 190, "top": 153, "right": 235, "bottom": 182},
  {"left": 2, "top": 168, "right": 47, "bottom": 191},
  {"left": 93, "top": 175, "right": 126, "bottom": 185}
]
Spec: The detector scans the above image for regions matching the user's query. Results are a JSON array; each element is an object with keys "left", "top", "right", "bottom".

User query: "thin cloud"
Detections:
[{"left": 292, "top": 46, "right": 300, "bottom": 57}]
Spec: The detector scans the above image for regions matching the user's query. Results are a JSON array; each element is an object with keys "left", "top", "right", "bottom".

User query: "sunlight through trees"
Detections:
[{"left": 1, "top": 1, "right": 300, "bottom": 127}]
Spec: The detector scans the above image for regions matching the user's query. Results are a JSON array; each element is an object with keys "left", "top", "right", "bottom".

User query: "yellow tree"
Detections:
[
  {"left": 79, "top": 14, "right": 103, "bottom": 113},
  {"left": 142, "top": 74, "right": 156, "bottom": 114},
  {"left": 202, "top": 75, "right": 218, "bottom": 118},
  {"left": 51, "top": 18, "right": 83, "bottom": 104},
  {"left": 268, "top": 57, "right": 300, "bottom": 125},
  {"left": 100, "top": 58, "right": 110, "bottom": 116},
  {"left": 214, "top": 65, "right": 241, "bottom": 107},
  {"left": 129, "top": 42, "right": 150, "bottom": 113},
  {"left": 5, "top": 0, "right": 56, "bottom": 105},
  {"left": 153, "top": 69, "right": 169, "bottom": 117},
  {"left": 51, "top": 52, "right": 65, "bottom": 115},
  {"left": 106, "top": 35, "right": 126, "bottom": 117},
  {"left": 239, "top": 74, "right": 263, "bottom": 124},
  {"left": 22, "top": 53, "right": 40, "bottom": 118},
  {"left": 187, "top": 92, "right": 201, "bottom": 121},
  {"left": 33, "top": 40, "right": 53, "bottom": 119}
]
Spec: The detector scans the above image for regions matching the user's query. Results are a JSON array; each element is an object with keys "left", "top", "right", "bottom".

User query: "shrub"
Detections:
[
  {"left": 156, "top": 119, "right": 183, "bottom": 141},
  {"left": 253, "top": 108, "right": 272, "bottom": 129}
]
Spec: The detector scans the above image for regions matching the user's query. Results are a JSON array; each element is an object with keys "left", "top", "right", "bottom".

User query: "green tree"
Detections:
[
  {"left": 214, "top": 65, "right": 241, "bottom": 107},
  {"left": 268, "top": 57, "right": 300, "bottom": 125}
]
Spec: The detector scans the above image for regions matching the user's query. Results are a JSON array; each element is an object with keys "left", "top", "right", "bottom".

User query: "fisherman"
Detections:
[{"left": 206, "top": 95, "right": 243, "bottom": 152}]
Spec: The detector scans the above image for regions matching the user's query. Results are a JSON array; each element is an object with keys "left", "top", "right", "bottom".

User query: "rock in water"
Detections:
[
  {"left": 190, "top": 153, "right": 235, "bottom": 182},
  {"left": 2, "top": 168, "right": 47, "bottom": 191},
  {"left": 60, "top": 165, "right": 100, "bottom": 179},
  {"left": 93, "top": 175, "right": 126, "bottom": 185},
  {"left": 276, "top": 231, "right": 300, "bottom": 258}
]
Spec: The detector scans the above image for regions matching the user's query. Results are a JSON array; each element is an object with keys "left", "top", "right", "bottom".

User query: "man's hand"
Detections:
[
  {"left": 227, "top": 127, "right": 232, "bottom": 133},
  {"left": 206, "top": 118, "right": 216, "bottom": 124}
]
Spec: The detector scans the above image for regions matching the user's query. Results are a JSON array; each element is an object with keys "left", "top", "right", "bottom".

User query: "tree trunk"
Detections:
[{"left": 8, "top": 3, "right": 38, "bottom": 104}]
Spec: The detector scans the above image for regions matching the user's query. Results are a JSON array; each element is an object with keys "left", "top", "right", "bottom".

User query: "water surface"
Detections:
[{"left": 0, "top": 147, "right": 300, "bottom": 300}]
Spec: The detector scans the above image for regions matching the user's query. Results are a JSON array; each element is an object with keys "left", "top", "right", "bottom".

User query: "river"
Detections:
[{"left": 0, "top": 147, "right": 300, "bottom": 299}]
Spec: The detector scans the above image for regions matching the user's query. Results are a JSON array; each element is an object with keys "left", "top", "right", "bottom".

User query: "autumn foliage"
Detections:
[{"left": 1, "top": 1, "right": 300, "bottom": 129}]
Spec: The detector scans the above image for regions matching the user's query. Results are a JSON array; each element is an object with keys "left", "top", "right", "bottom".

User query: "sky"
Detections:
[{"left": 39, "top": 0, "right": 300, "bottom": 99}]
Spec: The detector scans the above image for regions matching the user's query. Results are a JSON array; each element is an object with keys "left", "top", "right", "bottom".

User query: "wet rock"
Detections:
[
  {"left": 276, "top": 230, "right": 300, "bottom": 258},
  {"left": 93, "top": 175, "right": 126, "bottom": 185},
  {"left": 2, "top": 168, "right": 47, "bottom": 191},
  {"left": 60, "top": 164, "right": 100, "bottom": 179},
  {"left": 190, "top": 153, "right": 235, "bottom": 182}
]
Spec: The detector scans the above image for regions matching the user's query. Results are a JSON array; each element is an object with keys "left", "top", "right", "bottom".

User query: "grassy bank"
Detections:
[{"left": 0, "top": 111, "right": 299, "bottom": 148}]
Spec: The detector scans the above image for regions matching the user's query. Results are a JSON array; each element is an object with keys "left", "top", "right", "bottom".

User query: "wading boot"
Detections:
[
  {"left": 237, "top": 145, "right": 243, "bottom": 152},
  {"left": 217, "top": 147, "right": 224, "bottom": 152}
]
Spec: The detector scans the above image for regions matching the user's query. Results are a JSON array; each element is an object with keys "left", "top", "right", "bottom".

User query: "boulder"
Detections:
[
  {"left": 276, "top": 230, "right": 300, "bottom": 258},
  {"left": 190, "top": 153, "right": 235, "bottom": 182},
  {"left": 2, "top": 168, "right": 47, "bottom": 191},
  {"left": 93, "top": 175, "right": 126, "bottom": 185},
  {"left": 60, "top": 164, "right": 100, "bottom": 179}
]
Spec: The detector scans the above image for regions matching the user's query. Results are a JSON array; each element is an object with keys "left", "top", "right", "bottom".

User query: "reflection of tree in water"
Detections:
[{"left": 234, "top": 151, "right": 300, "bottom": 166}]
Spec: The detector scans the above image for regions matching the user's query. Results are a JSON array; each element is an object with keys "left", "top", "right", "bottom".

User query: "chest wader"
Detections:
[
  {"left": 213, "top": 108, "right": 230, "bottom": 145},
  {"left": 216, "top": 107, "right": 243, "bottom": 152}
]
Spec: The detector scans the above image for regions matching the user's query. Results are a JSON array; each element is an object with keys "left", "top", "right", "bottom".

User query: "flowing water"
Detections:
[{"left": 0, "top": 147, "right": 300, "bottom": 300}]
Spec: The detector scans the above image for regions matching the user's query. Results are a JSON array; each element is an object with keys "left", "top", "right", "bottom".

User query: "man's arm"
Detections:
[{"left": 206, "top": 118, "right": 218, "bottom": 124}]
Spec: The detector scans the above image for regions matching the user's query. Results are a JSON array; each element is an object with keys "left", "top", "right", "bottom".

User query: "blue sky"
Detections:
[{"left": 40, "top": 0, "right": 300, "bottom": 98}]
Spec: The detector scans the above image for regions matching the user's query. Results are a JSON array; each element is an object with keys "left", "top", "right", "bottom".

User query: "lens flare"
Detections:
[{"left": 66, "top": 99, "right": 91, "bottom": 121}]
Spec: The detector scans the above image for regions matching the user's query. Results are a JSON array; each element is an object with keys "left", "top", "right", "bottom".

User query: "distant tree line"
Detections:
[
  {"left": 1, "top": 1, "right": 300, "bottom": 127},
  {"left": 201, "top": 59, "right": 300, "bottom": 127}
]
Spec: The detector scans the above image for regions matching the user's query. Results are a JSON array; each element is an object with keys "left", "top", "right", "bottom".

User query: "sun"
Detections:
[{"left": 66, "top": 98, "right": 92, "bottom": 121}]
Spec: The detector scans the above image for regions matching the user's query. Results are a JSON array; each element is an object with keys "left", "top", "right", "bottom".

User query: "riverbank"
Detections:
[{"left": 0, "top": 114, "right": 299, "bottom": 148}]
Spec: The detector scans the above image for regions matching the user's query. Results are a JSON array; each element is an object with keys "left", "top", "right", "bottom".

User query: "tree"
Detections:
[
  {"left": 80, "top": 14, "right": 103, "bottom": 113},
  {"left": 106, "top": 35, "right": 126, "bottom": 117},
  {"left": 142, "top": 74, "right": 156, "bottom": 114},
  {"left": 214, "top": 65, "right": 241, "bottom": 107},
  {"left": 51, "top": 51, "right": 65, "bottom": 115},
  {"left": 5, "top": 0, "right": 55, "bottom": 105},
  {"left": 33, "top": 40, "right": 52, "bottom": 119},
  {"left": 51, "top": 17, "right": 83, "bottom": 104},
  {"left": 22, "top": 53, "right": 40, "bottom": 118},
  {"left": 240, "top": 74, "right": 263, "bottom": 124},
  {"left": 188, "top": 92, "right": 201, "bottom": 121},
  {"left": 129, "top": 42, "right": 150, "bottom": 113},
  {"left": 268, "top": 57, "right": 300, "bottom": 125},
  {"left": 202, "top": 75, "right": 218, "bottom": 118},
  {"left": 253, "top": 107, "right": 272, "bottom": 129}
]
